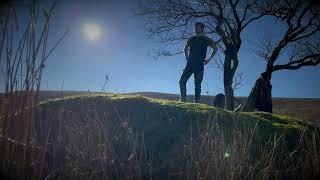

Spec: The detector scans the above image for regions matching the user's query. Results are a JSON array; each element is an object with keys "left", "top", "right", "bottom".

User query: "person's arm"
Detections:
[
  {"left": 184, "top": 38, "right": 191, "bottom": 61},
  {"left": 204, "top": 39, "right": 217, "bottom": 65}
]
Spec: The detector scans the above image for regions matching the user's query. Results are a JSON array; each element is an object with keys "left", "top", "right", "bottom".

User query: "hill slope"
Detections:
[
  {"left": 37, "top": 94, "right": 311, "bottom": 143},
  {"left": 2, "top": 90, "right": 318, "bottom": 125},
  {"left": 2, "top": 93, "right": 318, "bottom": 179},
  {"left": 33, "top": 94, "right": 314, "bottom": 175}
]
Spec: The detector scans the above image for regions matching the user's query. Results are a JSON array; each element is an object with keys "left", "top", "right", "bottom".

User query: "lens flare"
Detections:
[{"left": 224, "top": 145, "right": 231, "bottom": 158}]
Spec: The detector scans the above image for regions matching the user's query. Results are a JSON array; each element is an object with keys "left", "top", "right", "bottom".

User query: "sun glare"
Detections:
[{"left": 83, "top": 22, "right": 102, "bottom": 41}]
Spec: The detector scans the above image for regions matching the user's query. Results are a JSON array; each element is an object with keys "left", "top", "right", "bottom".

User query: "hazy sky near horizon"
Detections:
[{"left": 2, "top": 0, "right": 320, "bottom": 98}]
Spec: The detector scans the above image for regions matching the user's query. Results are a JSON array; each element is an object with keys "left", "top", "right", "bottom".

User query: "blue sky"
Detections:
[{"left": 6, "top": 0, "right": 320, "bottom": 98}]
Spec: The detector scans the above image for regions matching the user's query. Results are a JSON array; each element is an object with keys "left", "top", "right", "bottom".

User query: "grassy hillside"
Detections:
[
  {"left": 37, "top": 94, "right": 310, "bottom": 145},
  {"left": 1, "top": 93, "right": 318, "bottom": 179},
  {"left": 21, "top": 93, "right": 316, "bottom": 179},
  {"left": 2, "top": 91, "right": 318, "bottom": 126}
]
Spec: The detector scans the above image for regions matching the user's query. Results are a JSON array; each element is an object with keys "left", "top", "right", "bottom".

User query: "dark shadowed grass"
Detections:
[{"left": 1, "top": 94, "right": 319, "bottom": 179}]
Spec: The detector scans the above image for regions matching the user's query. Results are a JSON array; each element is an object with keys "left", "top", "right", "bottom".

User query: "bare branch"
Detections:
[{"left": 254, "top": 0, "right": 320, "bottom": 73}]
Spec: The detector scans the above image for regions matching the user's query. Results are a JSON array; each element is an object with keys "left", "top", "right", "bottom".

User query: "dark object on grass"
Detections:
[
  {"left": 213, "top": 93, "right": 225, "bottom": 108},
  {"left": 243, "top": 73, "right": 272, "bottom": 113},
  {"left": 213, "top": 93, "right": 242, "bottom": 112}
]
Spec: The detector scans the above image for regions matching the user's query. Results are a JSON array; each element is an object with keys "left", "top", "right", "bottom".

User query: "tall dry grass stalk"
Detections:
[{"left": 0, "top": 0, "right": 67, "bottom": 179}]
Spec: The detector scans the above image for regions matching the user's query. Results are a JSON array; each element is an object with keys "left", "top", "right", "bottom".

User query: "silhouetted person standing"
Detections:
[{"left": 179, "top": 22, "right": 217, "bottom": 103}]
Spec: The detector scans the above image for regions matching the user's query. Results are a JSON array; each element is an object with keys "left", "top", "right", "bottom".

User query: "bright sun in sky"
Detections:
[{"left": 82, "top": 22, "right": 102, "bottom": 41}]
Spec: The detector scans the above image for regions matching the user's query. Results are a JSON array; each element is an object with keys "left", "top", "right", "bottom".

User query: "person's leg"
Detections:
[
  {"left": 179, "top": 68, "right": 193, "bottom": 102},
  {"left": 194, "top": 69, "right": 204, "bottom": 103}
]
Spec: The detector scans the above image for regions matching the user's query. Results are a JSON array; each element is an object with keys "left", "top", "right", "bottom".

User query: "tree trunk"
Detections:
[
  {"left": 224, "top": 82, "right": 234, "bottom": 110},
  {"left": 223, "top": 47, "right": 238, "bottom": 110},
  {"left": 243, "top": 73, "right": 272, "bottom": 113}
]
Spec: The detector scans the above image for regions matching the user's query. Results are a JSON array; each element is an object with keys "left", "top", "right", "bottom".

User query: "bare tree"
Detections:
[
  {"left": 137, "top": 0, "right": 269, "bottom": 110},
  {"left": 243, "top": 0, "right": 320, "bottom": 113}
]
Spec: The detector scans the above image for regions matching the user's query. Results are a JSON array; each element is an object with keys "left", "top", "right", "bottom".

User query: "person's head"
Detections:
[{"left": 194, "top": 22, "right": 205, "bottom": 34}]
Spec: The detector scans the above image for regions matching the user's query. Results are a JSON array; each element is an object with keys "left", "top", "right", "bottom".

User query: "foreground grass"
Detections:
[{"left": 1, "top": 94, "right": 319, "bottom": 179}]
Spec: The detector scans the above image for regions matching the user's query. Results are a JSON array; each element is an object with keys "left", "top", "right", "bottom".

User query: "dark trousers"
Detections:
[{"left": 179, "top": 67, "right": 204, "bottom": 102}]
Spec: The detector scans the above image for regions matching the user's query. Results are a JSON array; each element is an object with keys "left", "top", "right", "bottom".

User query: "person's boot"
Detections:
[{"left": 194, "top": 98, "right": 200, "bottom": 103}]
